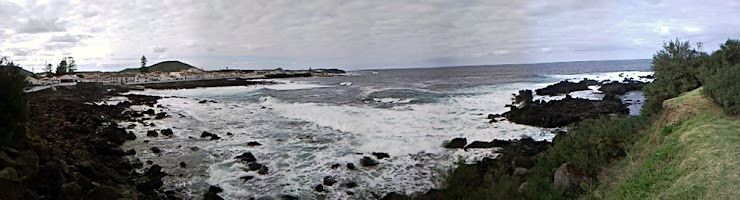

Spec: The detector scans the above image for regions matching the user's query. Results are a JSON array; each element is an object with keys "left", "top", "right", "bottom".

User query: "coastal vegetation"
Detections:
[
  {"left": 0, "top": 58, "right": 29, "bottom": 149},
  {"left": 411, "top": 38, "right": 740, "bottom": 200}
]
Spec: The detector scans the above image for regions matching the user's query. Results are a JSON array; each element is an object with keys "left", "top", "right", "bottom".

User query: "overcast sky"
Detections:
[{"left": 1, "top": 0, "right": 739, "bottom": 72}]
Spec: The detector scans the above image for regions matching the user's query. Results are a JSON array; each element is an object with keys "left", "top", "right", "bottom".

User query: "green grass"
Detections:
[{"left": 584, "top": 88, "right": 740, "bottom": 199}]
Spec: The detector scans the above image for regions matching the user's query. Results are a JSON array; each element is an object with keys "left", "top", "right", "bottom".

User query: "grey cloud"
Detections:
[
  {"left": 9, "top": 48, "right": 34, "bottom": 56},
  {"left": 153, "top": 47, "right": 167, "bottom": 53},
  {"left": 48, "top": 34, "right": 93, "bottom": 43},
  {"left": 16, "top": 18, "right": 66, "bottom": 33}
]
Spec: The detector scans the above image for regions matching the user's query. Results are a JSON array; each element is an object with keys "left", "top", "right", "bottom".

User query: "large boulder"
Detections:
[
  {"left": 372, "top": 152, "right": 390, "bottom": 159},
  {"left": 553, "top": 163, "right": 588, "bottom": 191},
  {"left": 235, "top": 152, "right": 257, "bottom": 163},
  {"left": 201, "top": 131, "right": 221, "bottom": 140},
  {"left": 444, "top": 138, "right": 467, "bottom": 148},
  {"left": 102, "top": 127, "right": 129, "bottom": 144},
  {"left": 503, "top": 93, "right": 628, "bottom": 128},
  {"left": 160, "top": 129, "right": 174, "bottom": 137},
  {"left": 203, "top": 185, "right": 224, "bottom": 200}
]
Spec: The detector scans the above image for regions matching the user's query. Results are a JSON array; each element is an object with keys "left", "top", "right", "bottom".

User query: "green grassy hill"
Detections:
[
  {"left": 120, "top": 60, "right": 198, "bottom": 73},
  {"left": 585, "top": 88, "right": 739, "bottom": 199}
]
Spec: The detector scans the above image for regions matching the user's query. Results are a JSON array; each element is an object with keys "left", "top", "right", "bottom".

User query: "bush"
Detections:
[
  {"left": 700, "top": 39, "right": 740, "bottom": 114},
  {"left": 642, "top": 39, "right": 705, "bottom": 116},
  {"left": 0, "top": 62, "right": 29, "bottom": 148}
]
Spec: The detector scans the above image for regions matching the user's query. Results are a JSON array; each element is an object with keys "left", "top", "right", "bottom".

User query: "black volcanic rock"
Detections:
[
  {"left": 160, "top": 129, "right": 173, "bottom": 137},
  {"left": 444, "top": 138, "right": 467, "bottom": 148},
  {"left": 464, "top": 141, "right": 495, "bottom": 149},
  {"left": 346, "top": 163, "right": 357, "bottom": 170},
  {"left": 235, "top": 152, "right": 257, "bottom": 163},
  {"left": 200, "top": 131, "right": 220, "bottom": 140},
  {"left": 247, "top": 141, "right": 262, "bottom": 147},
  {"left": 535, "top": 79, "right": 599, "bottom": 96},
  {"left": 372, "top": 152, "right": 390, "bottom": 159},
  {"left": 146, "top": 130, "right": 158, "bottom": 137},
  {"left": 598, "top": 80, "right": 646, "bottom": 95},
  {"left": 203, "top": 185, "right": 224, "bottom": 200},
  {"left": 503, "top": 91, "right": 628, "bottom": 128},
  {"left": 360, "top": 156, "right": 380, "bottom": 167},
  {"left": 323, "top": 176, "right": 337, "bottom": 186}
]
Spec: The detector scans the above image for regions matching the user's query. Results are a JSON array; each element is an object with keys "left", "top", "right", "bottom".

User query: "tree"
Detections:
[
  {"left": 56, "top": 57, "right": 68, "bottom": 75},
  {"left": 0, "top": 57, "right": 29, "bottom": 148},
  {"left": 140, "top": 55, "right": 148, "bottom": 73},
  {"left": 67, "top": 57, "right": 76, "bottom": 73},
  {"left": 45, "top": 63, "right": 53, "bottom": 75},
  {"left": 642, "top": 39, "right": 705, "bottom": 116}
]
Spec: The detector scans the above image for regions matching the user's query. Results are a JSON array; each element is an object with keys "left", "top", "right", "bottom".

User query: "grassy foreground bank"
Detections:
[{"left": 585, "top": 88, "right": 739, "bottom": 199}]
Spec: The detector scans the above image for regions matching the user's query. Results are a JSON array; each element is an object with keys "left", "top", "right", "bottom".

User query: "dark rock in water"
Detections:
[
  {"left": 360, "top": 156, "right": 380, "bottom": 167},
  {"left": 347, "top": 191, "right": 355, "bottom": 195},
  {"left": 489, "top": 118, "right": 498, "bottom": 123},
  {"left": 179, "top": 162, "right": 187, "bottom": 168},
  {"left": 136, "top": 165, "right": 167, "bottom": 193},
  {"left": 146, "top": 130, "right": 158, "bottom": 137},
  {"left": 155, "top": 112, "right": 167, "bottom": 119},
  {"left": 190, "top": 147, "right": 199, "bottom": 151},
  {"left": 203, "top": 185, "right": 224, "bottom": 200},
  {"left": 315, "top": 184, "right": 325, "bottom": 192},
  {"left": 512, "top": 156, "right": 534, "bottom": 168},
  {"left": 240, "top": 175, "right": 254, "bottom": 182},
  {"left": 372, "top": 152, "right": 390, "bottom": 159},
  {"left": 161, "top": 129, "right": 174, "bottom": 137},
  {"left": 247, "top": 163, "right": 263, "bottom": 171},
  {"left": 464, "top": 141, "right": 495, "bottom": 149},
  {"left": 490, "top": 139, "right": 511, "bottom": 147},
  {"left": 143, "top": 109, "right": 155, "bottom": 115},
  {"left": 513, "top": 89, "right": 534, "bottom": 107},
  {"left": 503, "top": 91, "right": 629, "bottom": 128},
  {"left": 150, "top": 147, "right": 161, "bottom": 154},
  {"left": 124, "top": 149, "right": 136, "bottom": 155},
  {"left": 346, "top": 163, "right": 357, "bottom": 170},
  {"left": 343, "top": 181, "right": 358, "bottom": 188},
  {"left": 126, "top": 131, "right": 137, "bottom": 140},
  {"left": 102, "top": 127, "right": 129, "bottom": 144},
  {"left": 235, "top": 152, "right": 257, "bottom": 163},
  {"left": 535, "top": 79, "right": 599, "bottom": 96},
  {"left": 444, "top": 138, "right": 467, "bottom": 148},
  {"left": 598, "top": 80, "right": 645, "bottom": 95},
  {"left": 226, "top": 132, "right": 233, "bottom": 136},
  {"left": 281, "top": 195, "right": 299, "bottom": 200},
  {"left": 381, "top": 192, "right": 410, "bottom": 200},
  {"left": 146, "top": 160, "right": 153, "bottom": 165},
  {"left": 323, "top": 176, "right": 337, "bottom": 186},
  {"left": 247, "top": 141, "right": 262, "bottom": 147},
  {"left": 258, "top": 166, "right": 269, "bottom": 175},
  {"left": 486, "top": 114, "right": 501, "bottom": 119},
  {"left": 200, "top": 131, "right": 220, "bottom": 140},
  {"left": 553, "top": 162, "right": 588, "bottom": 191},
  {"left": 199, "top": 100, "right": 208, "bottom": 104},
  {"left": 131, "top": 159, "right": 143, "bottom": 169}
]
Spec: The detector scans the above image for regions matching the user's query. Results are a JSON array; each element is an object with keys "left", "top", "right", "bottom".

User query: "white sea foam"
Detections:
[{"left": 547, "top": 71, "right": 654, "bottom": 82}]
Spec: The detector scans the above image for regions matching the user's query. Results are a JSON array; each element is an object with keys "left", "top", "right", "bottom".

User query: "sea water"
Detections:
[{"left": 120, "top": 60, "right": 652, "bottom": 199}]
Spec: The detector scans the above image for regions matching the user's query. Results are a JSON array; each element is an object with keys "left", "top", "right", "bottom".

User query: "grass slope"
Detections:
[{"left": 585, "top": 88, "right": 740, "bottom": 199}]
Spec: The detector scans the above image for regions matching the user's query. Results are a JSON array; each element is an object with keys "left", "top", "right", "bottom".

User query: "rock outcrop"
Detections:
[{"left": 503, "top": 91, "right": 628, "bottom": 128}]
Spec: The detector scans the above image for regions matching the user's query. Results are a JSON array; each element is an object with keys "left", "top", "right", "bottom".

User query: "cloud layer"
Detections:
[{"left": 2, "top": 0, "right": 740, "bottom": 72}]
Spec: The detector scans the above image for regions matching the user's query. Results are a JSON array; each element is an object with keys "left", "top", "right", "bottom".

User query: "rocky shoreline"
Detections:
[
  {"left": 137, "top": 78, "right": 272, "bottom": 90},
  {"left": 0, "top": 83, "right": 173, "bottom": 199}
]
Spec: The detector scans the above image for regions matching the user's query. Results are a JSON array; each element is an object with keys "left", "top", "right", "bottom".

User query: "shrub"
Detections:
[
  {"left": 0, "top": 61, "right": 29, "bottom": 148},
  {"left": 642, "top": 39, "right": 705, "bottom": 116},
  {"left": 700, "top": 39, "right": 740, "bottom": 114}
]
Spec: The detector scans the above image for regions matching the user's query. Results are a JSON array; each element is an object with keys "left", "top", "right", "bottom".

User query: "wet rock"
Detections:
[
  {"left": 190, "top": 147, "right": 200, "bottom": 151},
  {"left": 444, "top": 138, "right": 467, "bottom": 148},
  {"left": 147, "top": 130, "right": 158, "bottom": 137},
  {"left": 155, "top": 112, "right": 168, "bottom": 119},
  {"left": 330, "top": 164, "right": 341, "bottom": 169},
  {"left": 179, "top": 162, "right": 187, "bottom": 168},
  {"left": 235, "top": 152, "right": 257, "bottom": 163},
  {"left": 599, "top": 80, "right": 645, "bottom": 95},
  {"left": 143, "top": 109, "right": 155, "bottom": 115},
  {"left": 513, "top": 89, "right": 534, "bottom": 106},
  {"left": 503, "top": 91, "right": 629, "bottom": 128},
  {"left": 346, "top": 163, "right": 357, "bottom": 170},
  {"left": 258, "top": 166, "right": 269, "bottom": 175},
  {"left": 150, "top": 147, "right": 161, "bottom": 154},
  {"left": 247, "top": 163, "right": 263, "bottom": 171},
  {"left": 124, "top": 149, "right": 136, "bottom": 155},
  {"left": 360, "top": 156, "right": 380, "bottom": 167},
  {"left": 315, "top": 184, "right": 325, "bottom": 192},
  {"left": 281, "top": 195, "right": 299, "bottom": 200},
  {"left": 487, "top": 114, "right": 501, "bottom": 119},
  {"left": 343, "top": 181, "right": 358, "bottom": 188},
  {"left": 247, "top": 141, "right": 262, "bottom": 147},
  {"left": 553, "top": 162, "right": 588, "bottom": 191},
  {"left": 346, "top": 191, "right": 355, "bottom": 195},
  {"left": 203, "top": 185, "right": 224, "bottom": 200},
  {"left": 102, "top": 127, "right": 129, "bottom": 144},
  {"left": 200, "top": 131, "right": 220, "bottom": 140},
  {"left": 126, "top": 131, "right": 137, "bottom": 140},
  {"left": 199, "top": 100, "right": 208, "bottom": 104},
  {"left": 372, "top": 152, "right": 390, "bottom": 159},
  {"left": 161, "top": 129, "right": 174, "bottom": 137},
  {"left": 323, "top": 176, "right": 337, "bottom": 186},
  {"left": 381, "top": 192, "right": 410, "bottom": 200},
  {"left": 240, "top": 175, "right": 254, "bottom": 182},
  {"left": 146, "top": 160, "right": 153, "bottom": 165},
  {"left": 464, "top": 141, "right": 495, "bottom": 149},
  {"left": 535, "top": 79, "right": 599, "bottom": 96}
]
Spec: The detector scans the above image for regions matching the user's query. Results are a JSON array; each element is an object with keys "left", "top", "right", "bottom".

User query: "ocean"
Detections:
[{"left": 120, "top": 59, "right": 653, "bottom": 199}]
